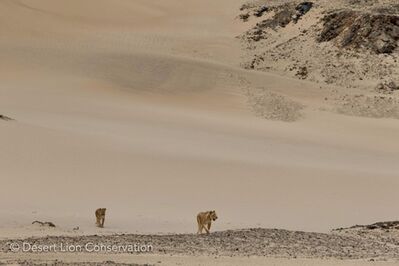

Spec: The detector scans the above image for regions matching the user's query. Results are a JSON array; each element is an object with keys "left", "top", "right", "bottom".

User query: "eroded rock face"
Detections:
[
  {"left": 318, "top": 10, "right": 399, "bottom": 54},
  {"left": 364, "top": 221, "right": 399, "bottom": 230},
  {"left": 293, "top": 2, "right": 313, "bottom": 22},
  {"left": 258, "top": 7, "right": 294, "bottom": 30},
  {"left": 254, "top": 5, "right": 269, "bottom": 17},
  {"left": 243, "top": 2, "right": 314, "bottom": 42}
]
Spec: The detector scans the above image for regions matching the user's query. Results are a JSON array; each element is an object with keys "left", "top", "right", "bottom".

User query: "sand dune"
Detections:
[
  {"left": 1, "top": 0, "right": 399, "bottom": 233},
  {"left": 1, "top": 0, "right": 399, "bottom": 265}
]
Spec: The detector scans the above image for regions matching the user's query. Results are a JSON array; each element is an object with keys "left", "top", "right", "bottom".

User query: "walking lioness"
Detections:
[
  {"left": 95, "top": 208, "right": 106, "bottom": 228},
  {"left": 197, "top": 210, "right": 218, "bottom": 234}
]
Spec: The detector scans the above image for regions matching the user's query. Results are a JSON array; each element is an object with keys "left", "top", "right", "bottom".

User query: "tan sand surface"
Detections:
[
  {"left": 1, "top": 0, "right": 399, "bottom": 235},
  {"left": 1, "top": 253, "right": 398, "bottom": 266},
  {"left": 1, "top": 0, "right": 399, "bottom": 264}
]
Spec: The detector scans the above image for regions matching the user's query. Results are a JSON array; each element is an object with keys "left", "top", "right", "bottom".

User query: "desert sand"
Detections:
[
  {"left": 0, "top": 0, "right": 399, "bottom": 265},
  {"left": 2, "top": 254, "right": 398, "bottom": 266}
]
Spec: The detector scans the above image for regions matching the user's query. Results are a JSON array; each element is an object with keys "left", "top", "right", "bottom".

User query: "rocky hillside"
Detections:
[
  {"left": 318, "top": 9, "right": 398, "bottom": 54},
  {"left": 237, "top": 0, "right": 399, "bottom": 118}
]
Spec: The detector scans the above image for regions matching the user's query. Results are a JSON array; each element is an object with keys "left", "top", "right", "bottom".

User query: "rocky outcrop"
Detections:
[
  {"left": 336, "top": 221, "right": 399, "bottom": 230},
  {"left": 241, "top": 2, "right": 313, "bottom": 41},
  {"left": 318, "top": 10, "right": 399, "bottom": 54},
  {"left": 238, "top": 0, "right": 399, "bottom": 97},
  {"left": 0, "top": 115, "right": 13, "bottom": 121}
]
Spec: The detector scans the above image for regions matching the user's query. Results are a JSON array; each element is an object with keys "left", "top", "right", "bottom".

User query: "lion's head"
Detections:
[
  {"left": 209, "top": 210, "right": 218, "bottom": 221},
  {"left": 98, "top": 208, "right": 106, "bottom": 216}
]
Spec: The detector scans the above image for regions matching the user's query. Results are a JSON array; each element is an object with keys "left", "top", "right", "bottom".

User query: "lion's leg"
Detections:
[
  {"left": 197, "top": 222, "right": 202, "bottom": 234},
  {"left": 203, "top": 224, "right": 210, "bottom": 234},
  {"left": 197, "top": 216, "right": 202, "bottom": 234},
  {"left": 95, "top": 216, "right": 100, "bottom": 227},
  {"left": 207, "top": 222, "right": 211, "bottom": 231},
  {"left": 101, "top": 217, "right": 105, "bottom": 228}
]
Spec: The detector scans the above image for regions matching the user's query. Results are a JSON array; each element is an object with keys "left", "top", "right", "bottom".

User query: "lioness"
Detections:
[
  {"left": 197, "top": 210, "right": 218, "bottom": 234},
  {"left": 95, "top": 208, "right": 106, "bottom": 228}
]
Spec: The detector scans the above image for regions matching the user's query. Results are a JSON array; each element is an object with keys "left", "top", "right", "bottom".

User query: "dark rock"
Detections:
[
  {"left": 32, "top": 220, "right": 56, "bottom": 227},
  {"left": 246, "top": 28, "right": 266, "bottom": 42},
  {"left": 239, "top": 13, "right": 250, "bottom": 22},
  {"left": 254, "top": 5, "right": 269, "bottom": 17},
  {"left": 257, "top": 8, "right": 294, "bottom": 30},
  {"left": 293, "top": 2, "right": 313, "bottom": 23},
  {"left": 296, "top": 66, "right": 308, "bottom": 79},
  {"left": 318, "top": 10, "right": 399, "bottom": 54},
  {"left": 296, "top": 2, "right": 313, "bottom": 14},
  {"left": 0, "top": 114, "right": 13, "bottom": 121},
  {"left": 375, "top": 81, "right": 398, "bottom": 94},
  {"left": 340, "top": 221, "right": 399, "bottom": 231},
  {"left": 245, "top": 2, "right": 313, "bottom": 38}
]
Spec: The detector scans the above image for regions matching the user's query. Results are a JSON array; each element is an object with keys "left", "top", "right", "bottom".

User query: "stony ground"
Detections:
[
  {"left": 1, "top": 228, "right": 399, "bottom": 262},
  {"left": 0, "top": 262, "right": 151, "bottom": 266}
]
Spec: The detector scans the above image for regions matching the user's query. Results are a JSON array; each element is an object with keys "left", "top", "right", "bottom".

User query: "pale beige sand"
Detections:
[
  {"left": 1, "top": 1, "right": 399, "bottom": 265},
  {"left": 1, "top": 253, "right": 397, "bottom": 266},
  {"left": 1, "top": 0, "right": 399, "bottom": 235}
]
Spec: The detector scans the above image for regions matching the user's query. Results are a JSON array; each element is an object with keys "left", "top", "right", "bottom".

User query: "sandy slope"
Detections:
[
  {"left": 1, "top": 0, "right": 399, "bottom": 264},
  {"left": 1, "top": 0, "right": 399, "bottom": 234}
]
